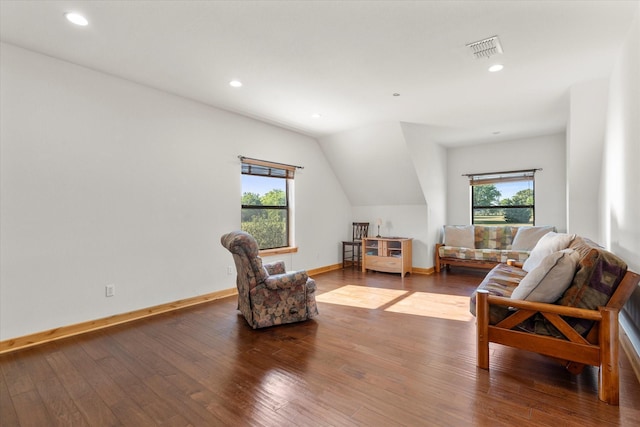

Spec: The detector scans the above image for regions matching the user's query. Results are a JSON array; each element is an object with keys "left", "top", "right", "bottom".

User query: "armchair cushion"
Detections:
[
  {"left": 263, "top": 271, "right": 309, "bottom": 290},
  {"left": 264, "top": 261, "right": 286, "bottom": 275}
]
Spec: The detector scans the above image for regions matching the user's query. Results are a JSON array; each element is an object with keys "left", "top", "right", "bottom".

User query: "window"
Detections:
[
  {"left": 467, "top": 169, "right": 537, "bottom": 226},
  {"left": 240, "top": 157, "right": 294, "bottom": 250}
]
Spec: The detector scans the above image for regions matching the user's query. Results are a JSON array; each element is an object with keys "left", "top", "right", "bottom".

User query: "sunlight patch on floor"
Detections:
[
  {"left": 315, "top": 285, "right": 408, "bottom": 309},
  {"left": 316, "top": 285, "right": 474, "bottom": 321},
  {"left": 384, "top": 292, "right": 474, "bottom": 321}
]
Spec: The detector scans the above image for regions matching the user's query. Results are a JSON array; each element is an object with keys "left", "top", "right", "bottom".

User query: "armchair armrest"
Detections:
[
  {"left": 263, "top": 271, "right": 309, "bottom": 290},
  {"left": 264, "top": 261, "right": 286, "bottom": 275}
]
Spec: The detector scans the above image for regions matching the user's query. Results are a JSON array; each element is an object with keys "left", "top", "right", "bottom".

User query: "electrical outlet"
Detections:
[
  {"left": 227, "top": 266, "right": 233, "bottom": 275},
  {"left": 105, "top": 284, "right": 115, "bottom": 297}
]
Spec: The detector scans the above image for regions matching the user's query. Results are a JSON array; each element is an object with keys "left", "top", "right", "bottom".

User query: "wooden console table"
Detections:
[{"left": 362, "top": 237, "right": 412, "bottom": 277}]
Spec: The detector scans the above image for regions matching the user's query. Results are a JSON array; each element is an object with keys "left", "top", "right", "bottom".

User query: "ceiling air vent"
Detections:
[{"left": 466, "top": 35, "right": 503, "bottom": 59}]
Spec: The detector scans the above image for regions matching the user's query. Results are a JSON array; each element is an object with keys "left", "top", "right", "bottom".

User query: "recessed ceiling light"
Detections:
[
  {"left": 493, "top": 131, "right": 501, "bottom": 135},
  {"left": 229, "top": 80, "right": 243, "bottom": 88},
  {"left": 311, "top": 113, "right": 322, "bottom": 119},
  {"left": 392, "top": 93, "right": 400, "bottom": 97},
  {"left": 488, "top": 64, "right": 504, "bottom": 73},
  {"left": 64, "top": 12, "right": 88, "bottom": 26}
]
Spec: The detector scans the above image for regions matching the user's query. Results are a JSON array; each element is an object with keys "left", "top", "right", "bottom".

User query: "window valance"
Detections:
[{"left": 239, "top": 156, "right": 302, "bottom": 179}]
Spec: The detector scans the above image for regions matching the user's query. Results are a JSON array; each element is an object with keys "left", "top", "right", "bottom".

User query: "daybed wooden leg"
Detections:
[
  {"left": 434, "top": 244, "right": 442, "bottom": 273},
  {"left": 599, "top": 307, "right": 619, "bottom": 405},
  {"left": 565, "top": 361, "right": 586, "bottom": 375},
  {"left": 476, "top": 290, "right": 490, "bottom": 370}
]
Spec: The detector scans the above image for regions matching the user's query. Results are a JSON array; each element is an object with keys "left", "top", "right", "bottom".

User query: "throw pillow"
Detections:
[
  {"left": 511, "top": 226, "right": 555, "bottom": 251},
  {"left": 443, "top": 225, "right": 474, "bottom": 248},
  {"left": 522, "top": 232, "right": 575, "bottom": 272},
  {"left": 512, "top": 249, "right": 580, "bottom": 302}
]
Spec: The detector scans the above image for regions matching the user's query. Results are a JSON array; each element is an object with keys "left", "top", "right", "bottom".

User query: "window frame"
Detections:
[
  {"left": 467, "top": 169, "right": 538, "bottom": 226},
  {"left": 240, "top": 158, "right": 296, "bottom": 252}
]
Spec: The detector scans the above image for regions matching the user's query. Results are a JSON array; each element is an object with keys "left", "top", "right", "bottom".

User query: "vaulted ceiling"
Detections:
[{"left": 1, "top": 1, "right": 637, "bottom": 146}]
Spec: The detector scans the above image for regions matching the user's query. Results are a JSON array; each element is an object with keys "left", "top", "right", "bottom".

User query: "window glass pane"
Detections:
[
  {"left": 472, "top": 181, "right": 533, "bottom": 206},
  {"left": 472, "top": 180, "right": 534, "bottom": 226},
  {"left": 473, "top": 207, "right": 534, "bottom": 226},
  {"left": 241, "top": 208, "right": 288, "bottom": 249},
  {"left": 241, "top": 174, "right": 288, "bottom": 249},
  {"left": 242, "top": 175, "right": 286, "bottom": 206}
]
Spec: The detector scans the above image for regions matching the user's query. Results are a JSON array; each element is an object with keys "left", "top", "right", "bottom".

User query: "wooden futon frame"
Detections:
[{"left": 475, "top": 269, "right": 640, "bottom": 405}]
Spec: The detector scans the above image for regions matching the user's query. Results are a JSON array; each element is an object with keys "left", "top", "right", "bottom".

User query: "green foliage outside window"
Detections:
[
  {"left": 241, "top": 189, "right": 288, "bottom": 249},
  {"left": 472, "top": 185, "right": 502, "bottom": 216},
  {"left": 472, "top": 184, "right": 534, "bottom": 226},
  {"left": 500, "top": 189, "right": 533, "bottom": 223}
]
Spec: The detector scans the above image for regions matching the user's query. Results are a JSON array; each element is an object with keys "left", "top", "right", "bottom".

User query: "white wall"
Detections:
[
  {"left": 566, "top": 79, "right": 609, "bottom": 241},
  {"left": 318, "top": 122, "right": 426, "bottom": 206},
  {"left": 318, "top": 121, "right": 430, "bottom": 268},
  {"left": 601, "top": 6, "right": 640, "bottom": 354},
  {"left": 351, "top": 204, "right": 430, "bottom": 269},
  {"left": 401, "top": 122, "right": 448, "bottom": 269},
  {"left": 0, "top": 43, "right": 351, "bottom": 339},
  {"left": 446, "top": 134, "right": 567, "bottom": 230}
]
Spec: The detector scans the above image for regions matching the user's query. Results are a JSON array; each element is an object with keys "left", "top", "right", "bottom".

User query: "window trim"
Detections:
[
  {"left": 240, "top": 157, "right": 295, "bottom": 250},
  {"left": 259, "top": 246, "right": 298, "bottom": 257},
  {"left": 466, "top": 169, "right": 539, "bottom": 226}
]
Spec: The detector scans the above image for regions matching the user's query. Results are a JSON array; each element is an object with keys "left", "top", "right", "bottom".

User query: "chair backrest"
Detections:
[
  {"left": 352, "top": 222, "right": 369, "bottom": 241},
  {"left": 221, "top": 231, "right": 268, "bottom": 291},
  {"left": 221, "top": 230, "right": 272, "bottom": 327}
]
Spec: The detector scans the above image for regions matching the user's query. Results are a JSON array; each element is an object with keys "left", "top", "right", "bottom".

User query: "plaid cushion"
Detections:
[
  {"left": 517, "top": 237, "right": 627, "bottom": 338},
  {"left": 468, "top": 234, "right": 628, "bottom": 339},
  {"left": 559, "top": 236, "right": 627, "bottom": 335},
  {"left": 439, "top": 246, "right": 530, "bottom": 263},
  {"left": 469, "top": 263, "right": 527, "bottom": 324},
  {"left": 474, "top": 226, "right": 519, "bottom": 250}
]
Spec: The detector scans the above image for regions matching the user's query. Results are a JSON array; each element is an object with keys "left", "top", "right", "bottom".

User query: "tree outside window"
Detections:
[
  {"left": 469, "top": 170, "right": 536, "bottom": 226},
  {"left": 240, "top": 159, "right": 293, "bottom": 250}
]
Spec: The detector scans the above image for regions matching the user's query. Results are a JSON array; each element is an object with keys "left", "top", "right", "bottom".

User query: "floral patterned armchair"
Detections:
[{"left": 221, "top": 231, "right": 318, "bottom": 328}]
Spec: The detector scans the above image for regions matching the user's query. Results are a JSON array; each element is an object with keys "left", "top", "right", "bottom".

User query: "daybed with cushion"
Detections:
[
  {"left": 470, "top": 232, "right": 640, "bottom": 405},
  {"left": 435, "top": 225, "right": 555, "bottom": 272}
]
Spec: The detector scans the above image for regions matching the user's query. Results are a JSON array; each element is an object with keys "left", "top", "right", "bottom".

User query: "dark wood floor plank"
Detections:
[
  {"left": 97, "top": 330, "right": 225, "bottom": 426},
  {"left": 26, "top": 346, "right": 89, "bottom": 426},
  {"left": 44, "top": 349, "right": 121, "bottom": 426},
  {"left": 1, "top": 351, "right": 37, "bottom": 397},
  {"left": 107, "top": 322, "right": 245, "bottom": 425},
  {"left": 0, "top": 374, "right": 20, "bottom": 426},
  {"left": 9, "top": 389, "right": 53, "bottom": 427},
  {"left": 1, "top": 268, "right": 639, "bottom": 426}
]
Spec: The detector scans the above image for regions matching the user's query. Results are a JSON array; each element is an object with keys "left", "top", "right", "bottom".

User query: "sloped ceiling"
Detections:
[
  {"left": 319, "top": 122, "right": 426, "bottom": 206},
  {"left": 0, "top": 1, "right": 638, "bottom": 146}
]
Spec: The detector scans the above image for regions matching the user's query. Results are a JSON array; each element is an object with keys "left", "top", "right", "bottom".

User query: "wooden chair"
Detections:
[
  {"left": 342, "top": 222, "right": 369, "bottom": 269},
  {"left": 475, "top": 269, "right": 640, "bottom": 405}
]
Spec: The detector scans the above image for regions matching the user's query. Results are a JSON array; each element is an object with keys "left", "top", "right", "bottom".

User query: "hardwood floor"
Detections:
[{"left": 2, "top": 268, "right": 639, "bottom": 426}]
